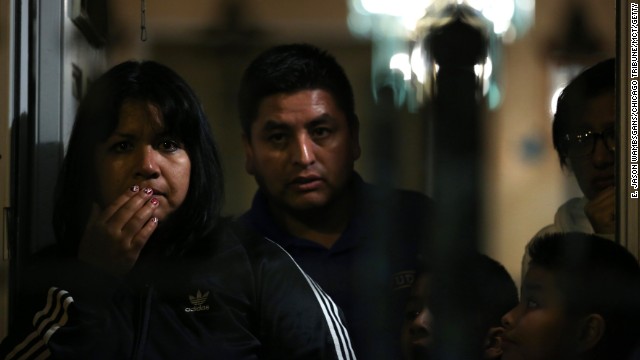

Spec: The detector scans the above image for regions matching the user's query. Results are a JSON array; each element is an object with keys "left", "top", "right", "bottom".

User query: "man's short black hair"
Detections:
[
  {"left": 237, "top": 43, "right": 358, "bottom": 137},
  {"left": 552, "top": 58, "right": 615, "bottom": 168}
]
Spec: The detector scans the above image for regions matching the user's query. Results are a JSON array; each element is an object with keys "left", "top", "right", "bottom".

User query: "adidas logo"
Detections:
[{"left": 185, "top": 290, "right": 210, "bottom": 313}]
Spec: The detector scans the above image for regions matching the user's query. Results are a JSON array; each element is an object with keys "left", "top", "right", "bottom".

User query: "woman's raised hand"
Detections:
[
  {"left": 585, "top": 186, "right": 616, "bottom": 235},
  {"left": 78, "top": 185, "right": 159, "bottom": 276}
]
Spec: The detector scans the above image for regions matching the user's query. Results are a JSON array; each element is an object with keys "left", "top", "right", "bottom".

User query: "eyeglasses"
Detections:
[{"left": 562, "top": 127, "right": 615, "bottom": 157}]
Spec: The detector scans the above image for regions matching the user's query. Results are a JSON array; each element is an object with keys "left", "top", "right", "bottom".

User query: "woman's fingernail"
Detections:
[
  {"left": 143, "top": 187, "right": 153, "bottom": 195},
  {"left": 130, "top": 185, "right": 140, "bottom": 192},
  {"left": 150, "top": 197, "right": 159, "bottom": 206},
  {"left": 151, "top": 217, "right": 158, "bottom": 224}
]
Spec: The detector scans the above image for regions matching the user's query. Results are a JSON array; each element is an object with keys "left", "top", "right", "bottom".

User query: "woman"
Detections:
[
  {"left": 0, "top": 61, "right": 354, "bottom": 359},
  {"left": 535, "top": 58, "right": 615, "bottom": 238},
  {"left": 522, "top": 58, "right": 615, "bottom": 280}
]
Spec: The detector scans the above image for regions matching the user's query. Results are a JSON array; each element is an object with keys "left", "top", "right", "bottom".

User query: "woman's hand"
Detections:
[
  {"left": 585, "top": 186, "right": 616, "bottom": 234},
  {"left": 78, "top": 185, "right": 159, "bottom": 276}
]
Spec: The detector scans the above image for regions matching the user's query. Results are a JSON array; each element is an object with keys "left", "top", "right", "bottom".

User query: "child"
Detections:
[
  {"left": 401, "top": 253, "right": 518, "bottom": 359},
  {"left": 502, "top": 232, "right": 640, "bottom": 360}
]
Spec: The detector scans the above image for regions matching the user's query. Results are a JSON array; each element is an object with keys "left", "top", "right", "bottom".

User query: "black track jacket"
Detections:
[{"left": 0, "top": 223, "right": 355, "bottom": 359}]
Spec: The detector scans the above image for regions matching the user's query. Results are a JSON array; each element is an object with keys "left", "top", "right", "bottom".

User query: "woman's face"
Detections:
[
  {"left": 568, "top": 90, "right": 615, "bottom": 200},
  {"left": 94, "top": 100, "right": 191, "bottom": 221}
]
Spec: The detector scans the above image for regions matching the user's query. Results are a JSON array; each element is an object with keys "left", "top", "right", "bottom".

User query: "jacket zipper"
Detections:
[{"left": 132, "top": 283, "right": 152, "bottom": 360}]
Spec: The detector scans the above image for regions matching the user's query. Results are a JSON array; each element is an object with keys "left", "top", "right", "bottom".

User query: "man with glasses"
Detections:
[{"left": 534, "top": 58, "right": 616, "bottom": 240}]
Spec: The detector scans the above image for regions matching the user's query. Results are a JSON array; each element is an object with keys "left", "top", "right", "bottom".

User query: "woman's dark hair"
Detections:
[
  {"left": 552, "top": 58, "right": 615, "bottom": 168},
  {"left": 237, "top": 43, "right": 358, "bottom": 138},
  {"left": 53, "top": 60, "right": 224, "bottom": 257}
]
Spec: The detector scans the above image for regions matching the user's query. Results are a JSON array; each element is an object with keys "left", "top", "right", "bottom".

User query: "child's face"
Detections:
[
  {"left": 401, "top": 273, "right": 434, "bottom": 360},
  {"left": 500, "top": 264, "right": 581, "bottom": 360}
]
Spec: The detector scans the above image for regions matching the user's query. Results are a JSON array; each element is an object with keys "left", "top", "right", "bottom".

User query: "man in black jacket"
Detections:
[{"left": 237, "top": 43, "right": 433, "bottom": 359}]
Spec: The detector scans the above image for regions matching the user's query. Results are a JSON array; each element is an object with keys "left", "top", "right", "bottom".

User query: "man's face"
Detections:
[
  {"left": 243, "top": 89, "right": 360, "bottom": 212},
  {"left": 500, "top": 265, "right": 580, "bottom": 360},
  {"left": 568, "top": 90, "right": 615, "bottom": 200}
]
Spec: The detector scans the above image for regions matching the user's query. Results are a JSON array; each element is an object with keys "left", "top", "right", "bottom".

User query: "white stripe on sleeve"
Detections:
[
  {"left": 5, "top": 287, "right": 74, "bottom": 360},
  {"left": 265, "top": 238, "right": 356, "bottom": 360}
]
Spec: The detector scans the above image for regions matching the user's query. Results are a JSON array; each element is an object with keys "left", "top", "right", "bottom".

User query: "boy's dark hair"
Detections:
[
  {"left": 237, "top": 43, "right": 358, "bottom": 137},
  {"left": 53, "top": 60, "right": 224, "bottom": 257},
  {"left": 422, "top": 252, "right": 518, "bottom": 341},
  {"left": 528, "top": 232, "right": 640, "bottom": 359},
  {"left": 455, "top": 253, "right": 518, "bottom": 331},
  {"left": 552, "top": 58, "right": 615, "bottom": 168}
]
